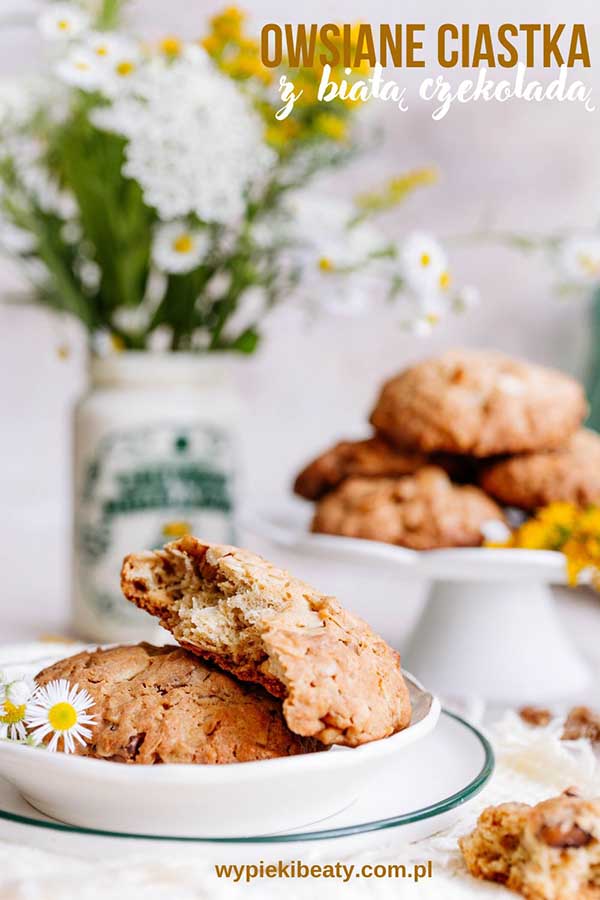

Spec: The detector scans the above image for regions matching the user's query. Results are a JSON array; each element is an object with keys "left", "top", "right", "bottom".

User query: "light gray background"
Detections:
[{"left": 1, "top": 0, "right": 600, "bottom": 637}]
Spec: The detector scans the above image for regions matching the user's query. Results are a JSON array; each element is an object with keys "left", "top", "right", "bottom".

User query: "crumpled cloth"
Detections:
[{"left": 0, "top": 644, "right": 598, "bottom": 900}]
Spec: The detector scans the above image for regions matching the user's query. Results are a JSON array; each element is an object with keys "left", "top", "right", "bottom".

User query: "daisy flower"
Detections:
[
  {"left": 400, "top": 231, "right": 449, "bottom": 295},
  {"left": 0, "top": 678, "right": 33, "bottom": 742},
  {"left": 153, "top": 222, "right": 210, "bottom": 274},
  {"left": 27, "top": 680, "right": 96, "bottom": 754},
  {"left": 103, "top": 38, "right": 143, "bottom": 95},
  {"left": 559, "top": 236, "right": 600, "bottom": 285},
  {"left": 38, "top": 3, "right": 91, "bottom": 42},
  {"left": 57, "top": 48, "right": 106, "bottom": 92}
]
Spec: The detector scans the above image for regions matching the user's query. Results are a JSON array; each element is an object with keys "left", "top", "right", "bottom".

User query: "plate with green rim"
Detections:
[{"left": 0, "top": 709, "right": 493, "bottom": 854}]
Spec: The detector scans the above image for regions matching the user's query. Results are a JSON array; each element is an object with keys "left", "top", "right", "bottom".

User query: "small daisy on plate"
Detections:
[
  {"left": 153, "top": 221, "right": 210, "bottom": 274},
  {"left": 38, "top": 3, "right": 91, "bottom": 42},
  {"left": 0, "top": 678, "right": 33, "bottom": 742},
  {"left": 27, "top": 680, "right": 96, "bottom": 754}
]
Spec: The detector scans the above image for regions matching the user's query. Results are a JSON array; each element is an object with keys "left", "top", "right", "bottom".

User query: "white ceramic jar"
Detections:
[{"left": 72, "top": 353, "right": 240, "bottom": 642}]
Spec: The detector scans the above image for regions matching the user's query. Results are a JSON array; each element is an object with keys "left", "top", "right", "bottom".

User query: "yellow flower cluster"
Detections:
[
  {"left": 355, "top": 168, "right": 439, "bottom": 215},
  {"left": 201, "top": 7, "right": 272, "bottom": 85},
  {"left": 200, "top": 8, "right": 368, "bottom": 153},
  {"left": 489, "top": 502, "right": 600, "bottom": 588}
]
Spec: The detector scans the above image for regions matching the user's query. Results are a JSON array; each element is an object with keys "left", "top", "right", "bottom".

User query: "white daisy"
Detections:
[
  {"left": 84, "top": 33, "right": 125, "bottom": 63},
  {"left": 559, "top": 236, "right": 600, "bottom": 285},
  {"left": 57, "top": 48, "right": 105, "bottom": 92},
  {"left": 38, "top": 3, "right": 91, "bottom": 42},
  {"left": 400, "top": 231, "right": 449, "bottom": 295},
  {"left": 101, "top": 38, "right": 143, "bottom": 96},
  {"left": 0, "top": 678, "right": 33, "bottom": 742},
  {"left": 27, "top": 679, "right": 96, "bottom": 754},
  {"left": 153, "top": 222, "right": 210, "bottom": 274}
]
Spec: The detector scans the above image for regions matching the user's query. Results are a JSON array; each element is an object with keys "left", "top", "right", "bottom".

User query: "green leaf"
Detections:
[
  {"left": 229, "top": 327, "right": 260, "bottom": 354},
  {"left": 51, "top": 108, "right": 154, "bottom": 320}
]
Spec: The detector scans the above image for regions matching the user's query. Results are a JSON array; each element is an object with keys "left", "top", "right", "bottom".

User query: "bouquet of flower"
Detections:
[{"left": 0, "top": 1, "right": 476, "bottom": 353}]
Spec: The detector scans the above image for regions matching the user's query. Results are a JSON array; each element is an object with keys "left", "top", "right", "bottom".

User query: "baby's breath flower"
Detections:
[{"left": 93, "top": 49, "right": 273, "bottom": 225}]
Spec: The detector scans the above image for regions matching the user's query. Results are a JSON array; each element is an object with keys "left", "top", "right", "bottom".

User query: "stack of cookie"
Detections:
[
  {"left": 34, "top": 538, "right": 412, "bottom": 763},
  {"left": 295, "top": 349, "right": 596, "bottom": 549}
]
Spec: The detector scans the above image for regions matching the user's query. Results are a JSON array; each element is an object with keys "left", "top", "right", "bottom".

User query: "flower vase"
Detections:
[{"left": 72, "top": 353, "right": 240, "bottom": 642}]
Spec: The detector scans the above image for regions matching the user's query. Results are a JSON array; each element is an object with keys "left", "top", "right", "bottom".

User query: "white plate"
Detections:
[
  {"left": 243, "top": 503, "right": 568, "bottom": 583},
  {"left": 0, "top": 645, "right": 440, "bottom": 839},
  {"left": 0, "top": 709, "right": 492, "bottom": 854}
]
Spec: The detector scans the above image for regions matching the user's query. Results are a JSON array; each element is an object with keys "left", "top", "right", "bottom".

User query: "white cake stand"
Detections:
[{"left": 243, "top": 505, "right": 593, "bottom": 704}]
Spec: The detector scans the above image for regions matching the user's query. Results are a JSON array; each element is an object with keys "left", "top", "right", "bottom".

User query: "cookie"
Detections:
[
  {"left": 294, "top": 436, "right": 426, "bottom": 500},
  {"left": 311, "top": 467, "right": 503, "bottom": 550},
  {"left": 34, "top": 644, "right": 323, "bottom": 763},
  {"left": 480, "top": 430, "right": 600, "bottom": 510},
  {"left": 460, "top": 789, "right": 600, "bottom": 900},
  {"left": 121, "top": 539, "right": 411, "bottom": 747},
  {"left": 370, "top": 350, "right": 586, "bottom": 457},
  {"left": 563, "top": 707, "right": 600, "bottom": 744},
  {"left": 519, "top": 706, "right": 552, "bottom": 727}
]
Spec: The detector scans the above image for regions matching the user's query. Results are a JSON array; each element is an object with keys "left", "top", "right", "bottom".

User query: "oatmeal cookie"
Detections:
[
  {"left": 459, "top": 789, "right": 600, "bottom": 899},
  {"left": 293, "top": 435, "right": 426, "bottom": 500},
  {"left": 121, "top": 540, "right": 411, "bottom": 747},
  {"left": 35, "top": 644, "right": 323, "bottom": 763},
  {"left": 370, "top": 349, "right": 586, "bottom": 457},
  {"left": 311, "top": 467, "right": 503, "bottom": 550},
  {"left": 480, "top": 430, "right": 600, "bottom": 510}
]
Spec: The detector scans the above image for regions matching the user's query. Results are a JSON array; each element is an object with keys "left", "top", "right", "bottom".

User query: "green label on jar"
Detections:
[{"left": 75, "top": 423, "right": 236, "bottom": 624}]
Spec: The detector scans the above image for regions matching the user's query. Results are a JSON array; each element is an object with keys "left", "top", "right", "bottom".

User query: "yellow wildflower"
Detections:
[
  {"left": 264, "top": 117, "right": 300, "bottom": 149},
  {"left": 490, "top": 501, "right": 600, "bottom": 590},
  {"left": 537, "top": 502, "right": 578, "bottom": 530},
  {"left": 355, "top": 167, "right": 438, "bottom": 214},
  {"left": 314, "top": 113, "right": 348, "bottom": 141},
  {"left": 162, "top": 521, "right": 192, "bottom": 538},
  {"left": 110, "top": 334, "right": 125, "bottom": 353},
  {"left": 200, "top": 34, "right": 221, "bottom": 56},
  {"left": 210, "top": 7, "right": 244, "bottom": 41}
]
